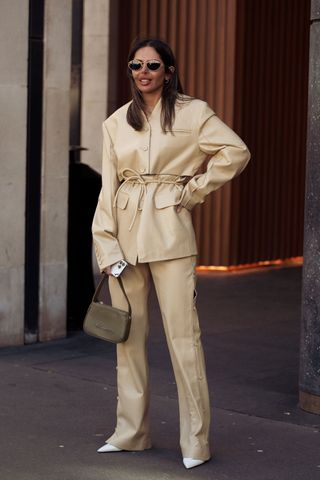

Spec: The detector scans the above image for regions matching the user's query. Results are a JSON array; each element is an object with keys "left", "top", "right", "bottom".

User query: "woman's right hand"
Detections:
[{"left": 104, "top": 266, "right": 113, "bottom": 276}]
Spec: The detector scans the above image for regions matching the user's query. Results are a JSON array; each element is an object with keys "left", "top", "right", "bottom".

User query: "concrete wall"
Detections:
[
  {"left": 0, "top": 0, "right": 90, "bottom": 346},
  {"left": 81, "top": 0, "right": 110, "bottom": 174},
  {"left": 0, "top": 0, "right": 29, "bottom": 346},
  {"left": 38, "top": 0, "right": 72, "bottom": 342},
  {"left": 299, "top": 0, "right": 320, "bottom": 414}
]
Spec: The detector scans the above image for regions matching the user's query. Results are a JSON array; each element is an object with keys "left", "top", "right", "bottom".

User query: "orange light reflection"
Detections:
[{"left": 196, "top": 257, "right": 303, "bottom": 272}]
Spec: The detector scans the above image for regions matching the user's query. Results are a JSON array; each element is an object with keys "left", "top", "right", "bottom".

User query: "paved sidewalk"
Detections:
[{"left": 1, "top": 266, "right": 319, "bottom": 480}]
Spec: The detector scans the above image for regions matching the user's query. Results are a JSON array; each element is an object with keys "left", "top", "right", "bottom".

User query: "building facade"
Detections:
[{"left": 0, "top": 0, "right": 318, "bottom": 415}]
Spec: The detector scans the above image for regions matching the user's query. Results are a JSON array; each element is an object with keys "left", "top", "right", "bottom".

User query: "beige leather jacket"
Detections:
[{"left": 92, "top": 96, "right": 250, "bottom": 270}]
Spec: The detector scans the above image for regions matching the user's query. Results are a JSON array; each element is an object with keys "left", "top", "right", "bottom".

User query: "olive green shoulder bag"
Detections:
[{"left": 83, "top": 274, "right": 131, "bottom": 343}]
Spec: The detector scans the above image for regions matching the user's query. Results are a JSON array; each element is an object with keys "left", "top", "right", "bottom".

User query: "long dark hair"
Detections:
[{"left": 126, "top": 38, "right": 184, "bottom": 132}]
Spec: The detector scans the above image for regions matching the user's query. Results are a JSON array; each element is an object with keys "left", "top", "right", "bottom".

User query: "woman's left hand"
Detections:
[{"left": 175, "top": 204, "right": 183, "bottom": 213}]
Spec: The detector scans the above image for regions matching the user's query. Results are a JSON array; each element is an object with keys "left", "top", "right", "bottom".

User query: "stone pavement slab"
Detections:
[{"left": 0, "top": 266, "right": 319, "bottom": 479}]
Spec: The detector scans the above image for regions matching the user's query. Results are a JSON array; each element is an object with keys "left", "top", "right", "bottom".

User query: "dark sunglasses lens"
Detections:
[
  {"left": 129, "top": 61, "right": 142, "bottom": 71},
  {"left": 147, "top": 61, "right": 161, "bottom": 71}
]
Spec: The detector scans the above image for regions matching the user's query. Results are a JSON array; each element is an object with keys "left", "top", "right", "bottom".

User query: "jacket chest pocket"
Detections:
[{"left": 165, "top": 129, "right": 192, "bottom": 136}]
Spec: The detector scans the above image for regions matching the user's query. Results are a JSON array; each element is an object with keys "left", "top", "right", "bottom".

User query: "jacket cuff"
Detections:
[
  {"left": 94, "top": 244, "right": 124, "bottom": 273},
  {"left": 180, "top": 183, "right": 204, "bottom": 210}
]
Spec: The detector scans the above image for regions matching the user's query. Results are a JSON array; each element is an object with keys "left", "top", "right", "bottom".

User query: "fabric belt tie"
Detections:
[{"left": 113, "top": 168, "right": 190, "bottom": 231}]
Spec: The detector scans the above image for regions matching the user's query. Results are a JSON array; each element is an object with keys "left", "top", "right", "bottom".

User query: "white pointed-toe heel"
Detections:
[
  {"left": 97, "top": 443, "right": 122, "bottom": 453},
  {"left": 183, "top": 457, "right": 205, "bottom": 469}
]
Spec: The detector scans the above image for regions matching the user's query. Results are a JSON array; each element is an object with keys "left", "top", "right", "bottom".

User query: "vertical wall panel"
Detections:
[
  {"left": 109, "top": 0, "right": 309, "bottom": 266},
  {"left": 233, "top": 0, "right": 310, "bottom": 265}
]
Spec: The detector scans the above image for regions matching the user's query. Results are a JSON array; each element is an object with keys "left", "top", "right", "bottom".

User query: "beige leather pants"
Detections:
[{"left": 107, "top": 256, "right": 211, "bottom": 461}]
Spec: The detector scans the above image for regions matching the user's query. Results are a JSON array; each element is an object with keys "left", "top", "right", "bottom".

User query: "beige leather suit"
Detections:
[{"left": 92, "top": 96, "right": 250, "bottom": 460}]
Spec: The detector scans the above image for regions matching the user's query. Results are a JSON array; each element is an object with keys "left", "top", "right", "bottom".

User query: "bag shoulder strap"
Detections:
[
  {"left": 93, "top": 274, "right": 132, "bottom": 317},
  {"left": 117, "top": 276, "right": 132, "bottom": 317}
]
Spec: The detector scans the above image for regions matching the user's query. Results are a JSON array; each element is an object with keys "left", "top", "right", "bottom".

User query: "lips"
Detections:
[{"left": 139, "top": 78, "right": 152, "bottom": 86}]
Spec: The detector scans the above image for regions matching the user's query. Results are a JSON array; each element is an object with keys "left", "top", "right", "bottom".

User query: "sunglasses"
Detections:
[{"left": 128, "top": 59, "right": 163, "bottom": 72}]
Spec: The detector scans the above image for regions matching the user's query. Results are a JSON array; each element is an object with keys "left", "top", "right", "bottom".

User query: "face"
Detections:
[{"left": 130, "top": 46, "right": 170, "bottom": 98}]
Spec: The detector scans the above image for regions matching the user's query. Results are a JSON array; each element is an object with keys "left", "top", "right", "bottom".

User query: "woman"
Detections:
[{"left": 92, "top": 38, "right": 250, "bottom": 469}]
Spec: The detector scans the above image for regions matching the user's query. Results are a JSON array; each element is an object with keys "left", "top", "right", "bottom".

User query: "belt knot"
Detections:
[{"left": 113, "top": 169, "right": 189, "bottom": 231}]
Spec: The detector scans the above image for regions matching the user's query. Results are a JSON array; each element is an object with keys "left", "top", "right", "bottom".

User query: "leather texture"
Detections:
[
  {"left": 105, "top": 256, "right": 211, "bottom": 461},
  {"left": 83, "top": 275, "right": 131, "bottom": 343},
  {"left": 83, "top": 302, "right": 130, "bottom": 343},
  {"left": 92, "top": 96, "right": 250, "bottom": 270}
]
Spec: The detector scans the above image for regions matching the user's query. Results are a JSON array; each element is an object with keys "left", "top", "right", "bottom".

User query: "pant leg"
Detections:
[
  {"left": 149, "top": 256, "right": 211, "bottom": 461},
  {"left": 106, "top": 262, "right": 152, "bottom": 450}
]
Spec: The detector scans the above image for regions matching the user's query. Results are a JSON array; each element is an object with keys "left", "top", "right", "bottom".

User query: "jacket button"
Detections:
[
  {"left": 142, "top": 145, "right": 148, "bottom": 151},
  {"left": 140, "top": 167, "right": 146, "bottom": 173}
]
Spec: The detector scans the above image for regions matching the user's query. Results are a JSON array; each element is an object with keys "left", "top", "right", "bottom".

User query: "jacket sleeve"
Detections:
[
  {"left": 92, "top": 122, "right": 124, "bottom": 271},
  {"left": 180, "top": 103, "right": 251, "bottom": 210}
]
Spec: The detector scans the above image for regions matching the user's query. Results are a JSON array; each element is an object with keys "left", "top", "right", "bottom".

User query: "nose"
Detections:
[{"left": 141, "top": 62, "right": 148, "bottom": 73}]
